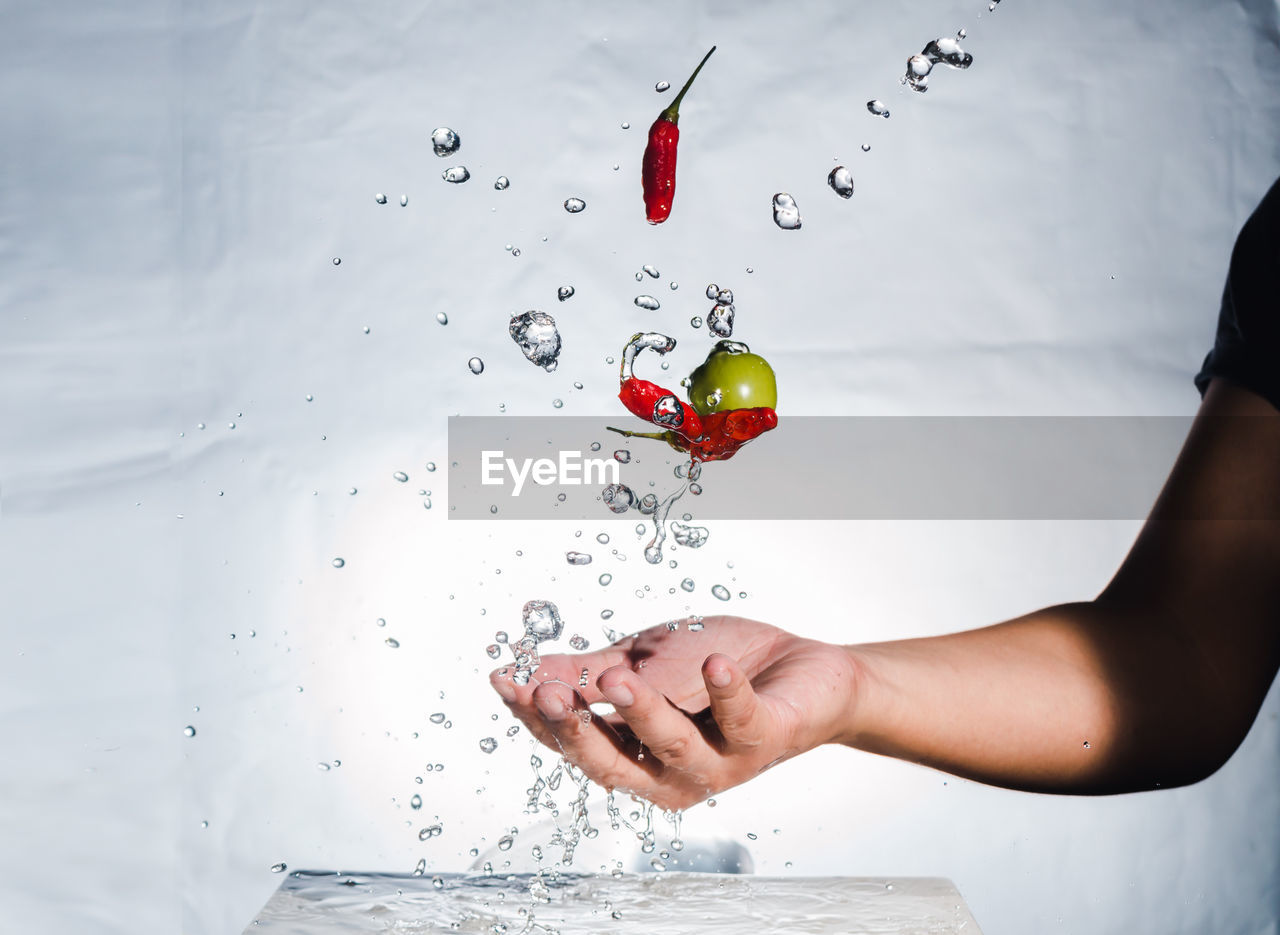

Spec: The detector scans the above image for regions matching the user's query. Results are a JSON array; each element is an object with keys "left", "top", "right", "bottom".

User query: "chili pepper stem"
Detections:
[
  {"left": 606, "top": 426, "right": 669, "bottom": 441},
  {"left": 660, "top": 45, "right": 716, "bottom": 124}
]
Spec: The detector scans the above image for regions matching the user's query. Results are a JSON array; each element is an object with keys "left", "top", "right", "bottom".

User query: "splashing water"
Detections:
[
  {"left": 431, "top": 127, "right": 461, "bottom": 156},
  {"left": 828, "top": 166, "right": 854, "bottom": 198},
  {"left": 601, "top": 483, "right": 636, "bottom": 514},
  {"left": 508, "top": 310, "right": 562, "bottom": 372},
  {"left": 771, "top": 193, "right": 802, "bottom": 230},
  {"left": 903, "top": 36, "right": 973, "bottom": 92},
  {"left": 707, "top": 303, "right": 735, "bottom": 338},
  {"left": 670, "top": 522, "right": 710, "bottom": 548},
  {"left": 522, "top": 600, "right": 564, "bottom": 642}
]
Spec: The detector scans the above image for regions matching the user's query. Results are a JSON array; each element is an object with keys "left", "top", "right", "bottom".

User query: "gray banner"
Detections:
[{"left": 447, "top": 415, "right": 1268, "bottom": 520}]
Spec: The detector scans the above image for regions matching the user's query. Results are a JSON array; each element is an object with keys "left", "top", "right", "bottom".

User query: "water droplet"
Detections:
[
  {"left": 621, "top": 121, "right": 631, "bottom": 129},
  {"left": 642, "top": 264, "right": 660, "bottom": 279},
  {"left": 393, "top": 471, "right": 410, "bottom": 483},
  {"left": 511, "top": 247, "right": 520, "bottom": 257},
  {"left": 655, "top": 80, "right": 670, "bottom": 92},
  {"left": 1083, "top": 740, "right": 1091, "bottom": 748},
  {"left": 495, "top": 630, "right": 509, "bottom": 644},
  {"left": 689, "top": 316, "right": 703, "bottom": 329},
  {"left": 375, "top": 193, "right": 387, "bottom": 204},
  {"left": 271, "top": 862, "right": 287, "bottom": 873},
  {"left": 612, "top": 449, "right": 633, "bottom": 465},
  {"left": 316, "top": 761, "right": 331, "bottom": 771},
  {"left": 183, "top": 725, "right": 196, "bottom": 737},
  {"left": 671, "top": 522, "right": 710, "bottom": 548},
  {"left": 557, "top": 285, "right": 575, "bottom": 302},
  {"left": 598, "top": 573, "right": 613, "bottom": 586},
  {"left": 569, "top": 634, "right": 590, "bottom": 652},
  {"left": 331, "top": 257, "right": 341, "bottom": 266},
  {"left": 467, "top": 357, "right": 484, "bottom": 375},
  {"left": 563, "top": 197, "right": 586, "bottom": 213},
  {"left": 418, "top": 824, "right": 443, "bottom": 840},
  {"left": 522, "top": 599, "right": 563, "bottom": 643},
  {"left": 431, "top": 127, "right": 461, "bottom": 156},
  {"left": 376, "top": 618, "right": 386, "bottom": 627},
  {"left": 866, "top": 100, "right": 890, "bottom": 118},
  {"left": 828, "top": 166, "right": 854, "bottom": 198},
  {"left": 772, "top": 193, "right": 802, "bottom": 230},
  {"left": 711, "top": 584, "right": 730, "bottom": 601},
  {"left": 634, "top": 295, "right": 660, "bottom": 311},
  {"left": 601, "top": 483, "right": 636, "bottom": 514},
  {"left": 508, "top": 310, "right": 562, "bottom": 372},
  {"left": 385, "top": 637, "right": 400, "bottom": 648},
  {"left": 473, "top": 736, "right": 499, "bottom": 755},
  {"left": 506, "top": 724, "right": 521, "bottom": 736},
  {"left": 566, "top": 551, "right": 593, "bottom": 566},
  {"left": 436, "top": 312, "right": 448, "bottom": 325},
  {"left": 862, "top": 143, "right": 871, "bottom": 153},
  {"left": 494, "top": 175, "right": 510, "bottom": 190},
  {"left": 552, "top": 398, "right": 563, "bottom": 409},
  {"left": 707, "top": 304, "right": 734, "bottom": 338},
  {"left": 331, "top": 557, "right": 345, "bottom": 568},
  {"left": 442, "top": 165, "right": 470, "bottom": 183},
  {"left": 430, "top": 712, "right": 446, "bottom": 723},
  {"left": 432, "top": 875, "right": 445, "bottom": 889}
]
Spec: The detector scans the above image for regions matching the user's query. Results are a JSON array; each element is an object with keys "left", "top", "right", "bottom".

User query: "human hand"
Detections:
[{"left": 489, "top": 615, "right": 859, "bottom": 810}]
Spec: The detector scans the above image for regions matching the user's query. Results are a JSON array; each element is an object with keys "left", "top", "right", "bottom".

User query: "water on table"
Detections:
[{"left": 246, "top": 871, "right": 983, "bottom": 934}]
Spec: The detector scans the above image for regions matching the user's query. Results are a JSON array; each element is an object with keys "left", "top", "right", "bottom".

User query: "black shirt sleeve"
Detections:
[{"left": 1194, "top": 175, "right": 1280, "bottom": 413}]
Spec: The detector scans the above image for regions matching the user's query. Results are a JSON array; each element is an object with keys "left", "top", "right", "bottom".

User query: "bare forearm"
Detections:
[{"left": 841, "top": 600, "right": 1242, "bottom": 794}]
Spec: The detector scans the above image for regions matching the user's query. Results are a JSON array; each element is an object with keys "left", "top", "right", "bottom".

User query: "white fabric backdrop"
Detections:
[{"left": 2, "top": 1, "right": 1277, "bottom": 933}]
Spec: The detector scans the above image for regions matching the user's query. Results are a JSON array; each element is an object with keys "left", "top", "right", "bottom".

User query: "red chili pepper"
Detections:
[
  {"left": 642, "top": 46, "right": 716, "bottom": 224},
  {"left": 614, "top": 376, "right": 776, "bottom": 463}
]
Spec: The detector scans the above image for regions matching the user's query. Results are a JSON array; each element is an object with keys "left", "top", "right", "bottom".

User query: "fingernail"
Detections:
[
  {"left": 535, "top": 691, "right": 568, "bottom": 720},
  {"left": 602, "top": 681, "right": 634, "bottom": 707},
  {"left": 708, "top": 665, "right": 732, "bottom": 689}
]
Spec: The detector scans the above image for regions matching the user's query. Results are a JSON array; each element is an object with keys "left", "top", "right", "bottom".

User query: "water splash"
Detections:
[
  {"left": 903, "top": 36, "right": 973, "bottom": 92},
  {"left": 707, "top": 303, "right": 734, "bottom": 338},
  {"left": 508, "top": 310, "right": 562, "bottom": 372},
  {"left": 522, "top": 599, "right": 563, "bottom": 642},
  {"left": 828, "top": 166, "right": 854, "bottom": 198},
  {"left": 771, "top": 193, "right": 802, "bottom": 230},
  {"left": 601, "top": 484, "right": 636, "bottom": 514},
  {"left": 431, "top": 127, "right": 461, "bottom": 156}
]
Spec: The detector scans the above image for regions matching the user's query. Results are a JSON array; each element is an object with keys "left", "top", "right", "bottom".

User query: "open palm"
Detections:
[{"left": 491, "top": 615, "right": 858, "bottom": 810}]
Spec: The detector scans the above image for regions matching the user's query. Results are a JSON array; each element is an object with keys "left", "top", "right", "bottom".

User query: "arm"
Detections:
[
  {"left": 492, "top": 380, "right": 1280, "bottom": 807},
  {"left": 847, "top": 379, "right": 1280, "bottom": 793}
]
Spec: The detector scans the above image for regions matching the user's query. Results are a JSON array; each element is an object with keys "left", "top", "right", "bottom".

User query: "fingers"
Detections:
[
  {"left": 528, "top": 679, "right": 661, "bottom": 792},
  {"left": 701, "top": 652, "right": 769, "bottom": 751},
  {"left": 596, "top": 665, "right": 717, "bottom": 769}
]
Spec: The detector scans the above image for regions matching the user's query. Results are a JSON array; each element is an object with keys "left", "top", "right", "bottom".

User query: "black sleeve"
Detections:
[{"left": 1194, "top": 175, "right": 1280, "bottom": 413}]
